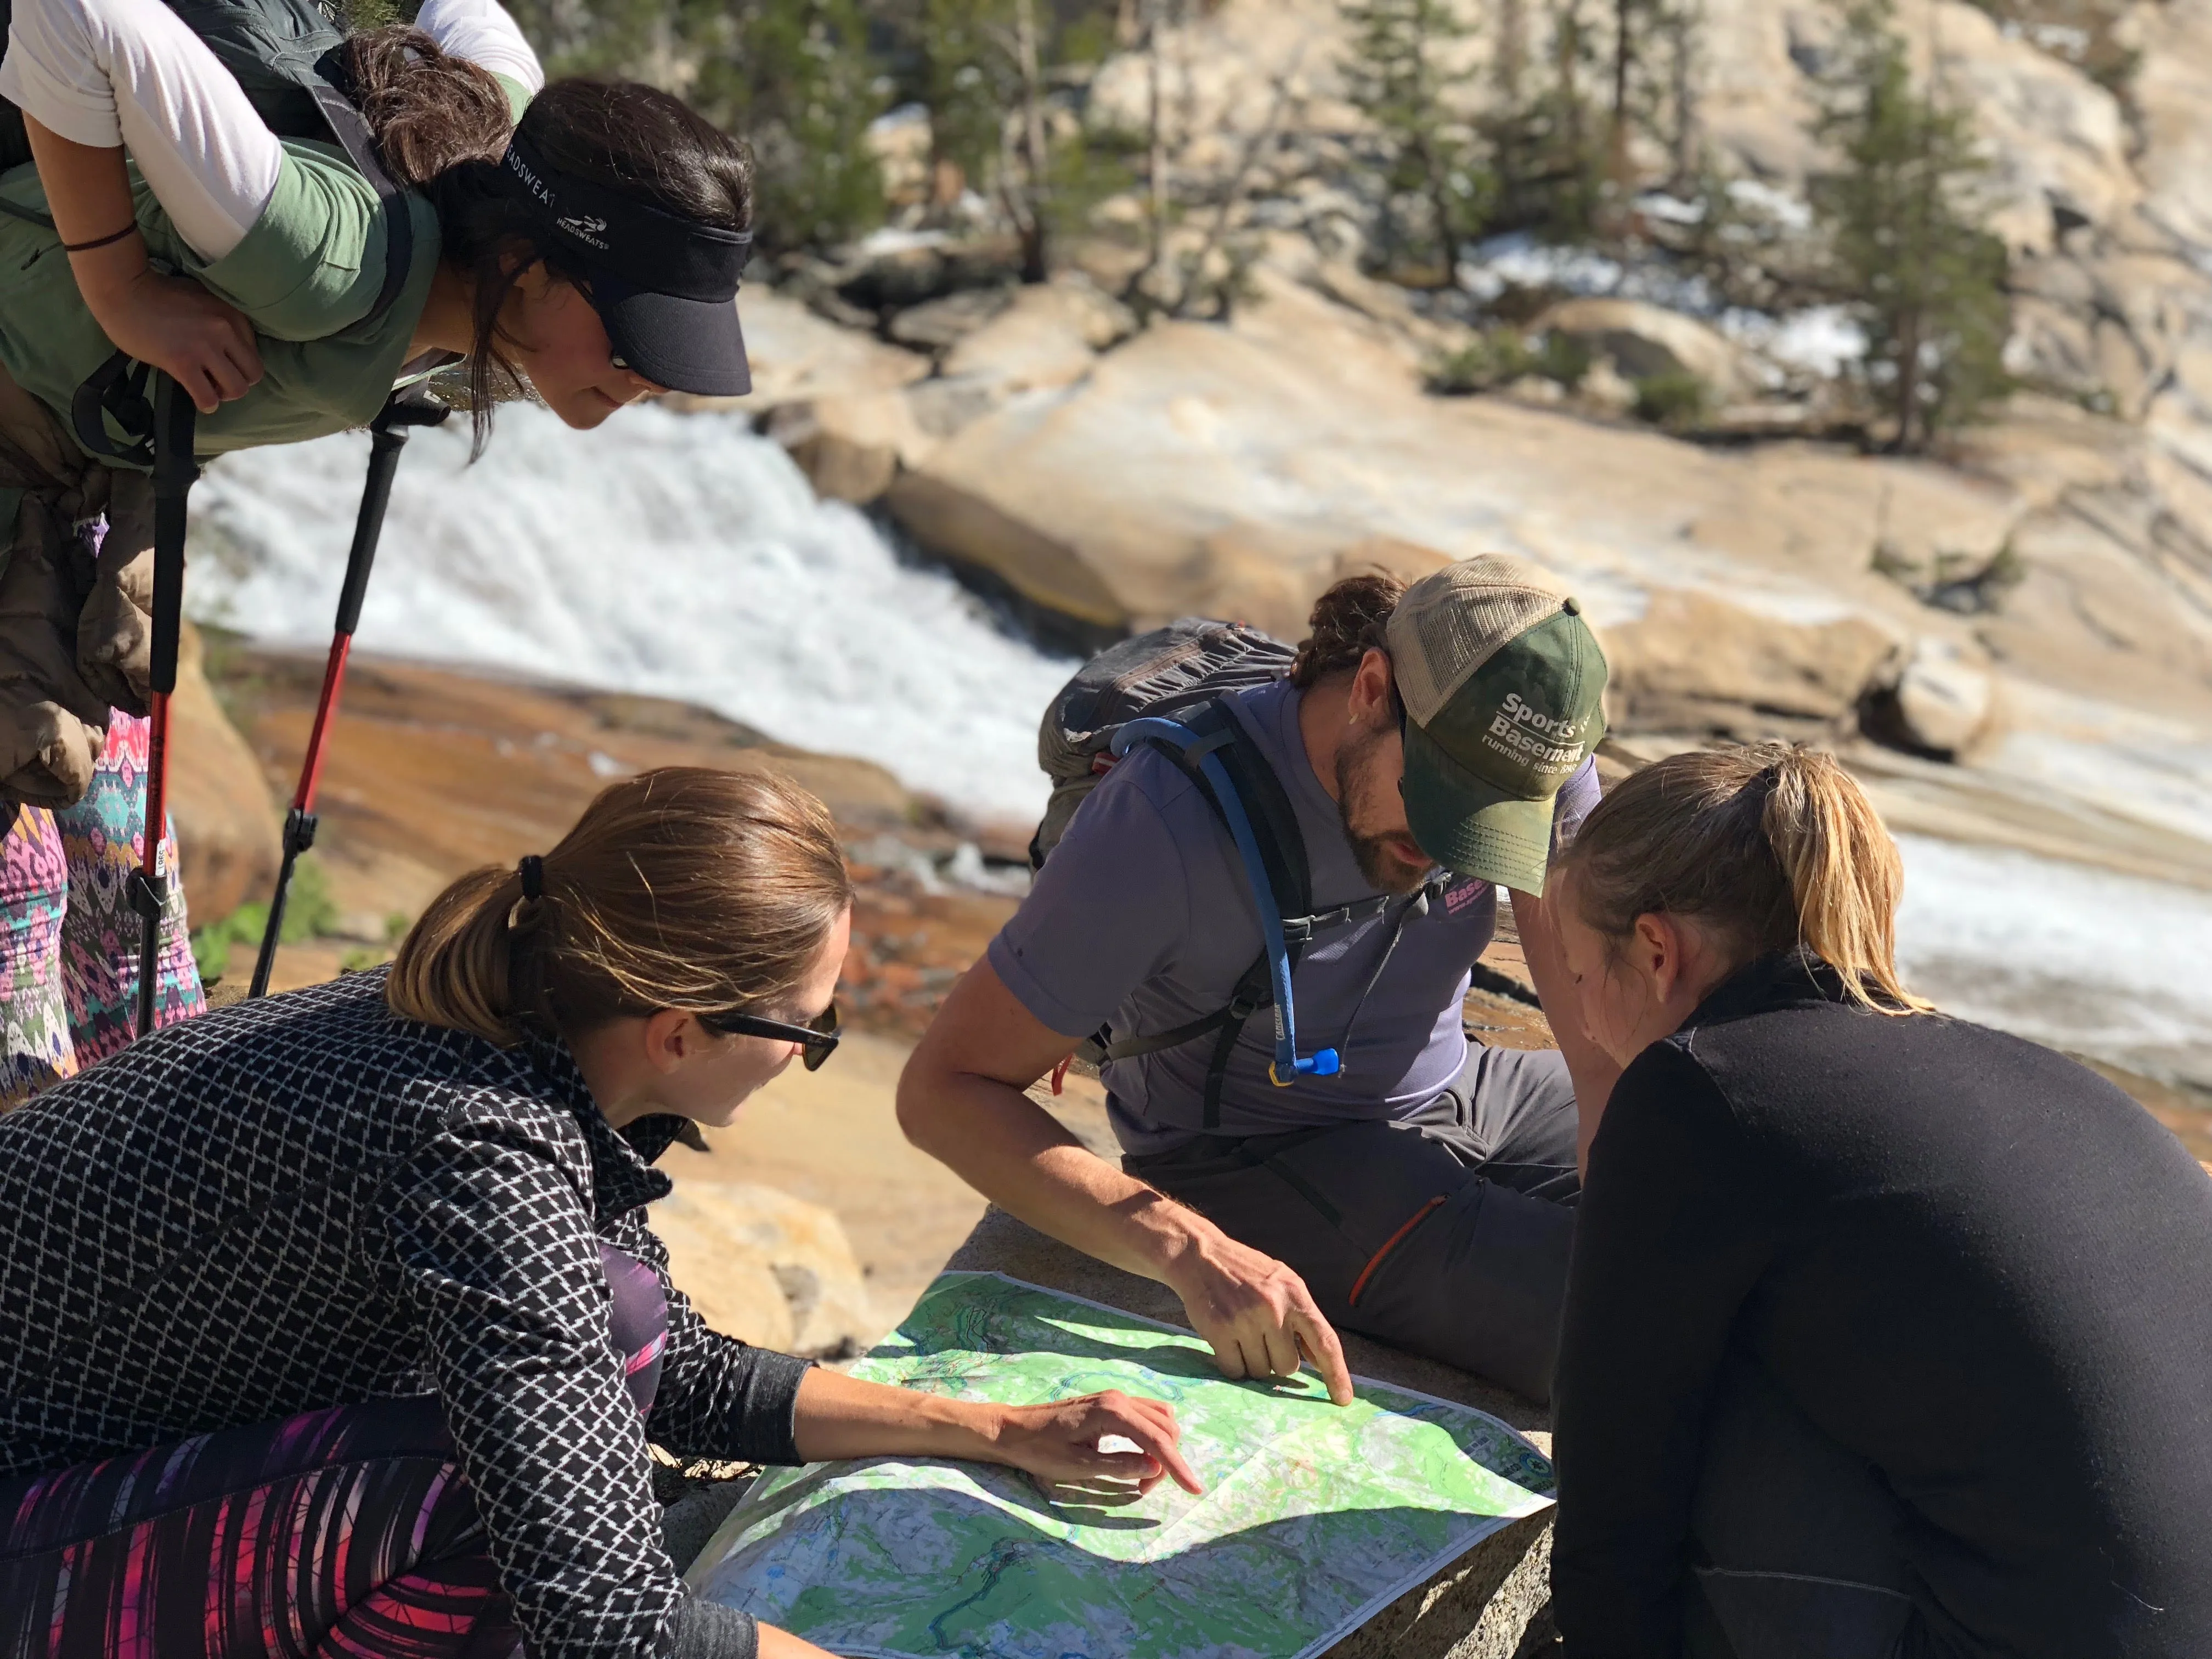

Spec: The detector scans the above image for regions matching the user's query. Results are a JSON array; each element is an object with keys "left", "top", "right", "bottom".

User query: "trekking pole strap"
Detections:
[
  {"left": 71, "top": 352, "right": 157, "bottom": 465},
  {"left": 148, "top": 377, "right": 198, "bottom": 695}
]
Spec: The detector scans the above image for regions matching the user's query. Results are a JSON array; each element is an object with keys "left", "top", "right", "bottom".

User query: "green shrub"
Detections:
[
  {"left": 1428, "top": 332, "right": 1529, "bottom": 395},
  {"left": 1633, "top": 368, "right": 1712, "bottom": 430},
  {"left": 188, "top": 855, "right": 340, "bottom": 986},
  {"left": 1427, "top": 328, "right": 1596, "bottom": 397},
  {"left": 1535, "top": 331, "right": 1593, "bottom": 391}
]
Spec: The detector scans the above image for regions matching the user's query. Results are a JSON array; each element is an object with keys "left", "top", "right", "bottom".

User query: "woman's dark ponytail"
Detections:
[
  {"left": 1289, "top": 572, "right": 1409, "bottom": 689},
  {"left": 342, "top": 27, "right": 514, "bottom": 189}
]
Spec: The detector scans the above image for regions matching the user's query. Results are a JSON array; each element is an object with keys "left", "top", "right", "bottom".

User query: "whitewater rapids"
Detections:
[{"left": 188, "top": 401, "right": 1075, "bottom": 825}]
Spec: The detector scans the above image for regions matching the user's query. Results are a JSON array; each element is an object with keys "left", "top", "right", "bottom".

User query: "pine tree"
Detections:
[
  {"left": 1340, "top": 0, "right": 1490, "bottom": 285},
  {"left": 695, "top": 0, "right": 888, "bottom": 252},
  {"left": 501, "top": 0, "right": 888, "bottom": 255},
  {"left": 919, "top": 0, "right": 1023, "bottom": 196},
  {"left": 1483, "top": 0, "right": 1602, "bottom": 239},
  {"left": 911, "top": 0, "right": 1132, "bottom": 280},
  {"left": 1808, "top": 0, "right": 2010, "bottom": 450}
]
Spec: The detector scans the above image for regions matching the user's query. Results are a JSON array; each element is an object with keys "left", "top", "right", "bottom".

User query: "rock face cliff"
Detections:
[{"left": 711, "top": 0, "right": 2212, "bottom": 888}]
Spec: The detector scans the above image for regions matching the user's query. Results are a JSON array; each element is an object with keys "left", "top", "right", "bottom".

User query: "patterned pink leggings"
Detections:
[
  {"left": 0, "top": 1246, "right": 668, "bottom": 1655},
  {"left": 0, "top": 710, "right": 204, "bottom": 1110}
]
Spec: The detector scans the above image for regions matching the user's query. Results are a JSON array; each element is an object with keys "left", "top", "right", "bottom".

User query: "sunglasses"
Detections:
[{"left": 697, "top": 1002, "right": 840, "bottom": 1071}]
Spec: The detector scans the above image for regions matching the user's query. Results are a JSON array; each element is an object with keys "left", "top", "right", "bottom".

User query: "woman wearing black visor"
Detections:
[{"left": 0, "top": 0, "right": 753, "bottom": 1101}]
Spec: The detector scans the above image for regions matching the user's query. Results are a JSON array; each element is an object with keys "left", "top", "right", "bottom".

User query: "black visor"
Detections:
[{"left": 499, "top": 134, "right": 755, "bottom": 397}]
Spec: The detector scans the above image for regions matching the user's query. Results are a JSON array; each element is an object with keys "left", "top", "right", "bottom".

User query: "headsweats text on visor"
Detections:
[{"left": 498, "top": 133, "right": 757, "bottom": 395}]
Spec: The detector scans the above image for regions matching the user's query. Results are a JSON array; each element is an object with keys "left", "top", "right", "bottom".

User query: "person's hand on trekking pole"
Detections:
[
  {"left": 75, "top": 263, "right": 262, "bottom": 414},
  {"left": 1164, "top": 1226, "right": 1356, "bottom": 1406},
  {"left": 24, "top": 115, "right": 263, "bottom": 415}
]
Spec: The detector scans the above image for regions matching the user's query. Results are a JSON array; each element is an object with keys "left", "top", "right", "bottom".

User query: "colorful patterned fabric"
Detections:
[
  {"left": 55, "top": 709, "right": 205, "bottom": 1060},
  {"left": 0, "top": 805, "right": 72, "bottom": 1105},
  {"left": 0, "top": 969, "right": 801, "bottom": 1659},
  {"left": 0, "top": 710, "right": 205, "bottom": 1111},
  {"left": 0, "top": 1396, "right": 513, "bottom": 1656},
  {"left": 0, "top": 1255, "right": 664, "bottom": 1657}
]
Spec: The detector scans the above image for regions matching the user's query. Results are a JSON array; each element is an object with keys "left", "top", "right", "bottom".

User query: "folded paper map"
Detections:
[{"left": 690, "top": 1272, "right": 1556, "bottom": 1659}]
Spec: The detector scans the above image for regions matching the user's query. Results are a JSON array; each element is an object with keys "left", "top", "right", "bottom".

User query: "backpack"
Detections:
[
  {"left": 0, "top": 0, "right": 417, "bottom": 461},
  {"left": 1033, "top": 619, "right": 1445, "bottom": 1127}
]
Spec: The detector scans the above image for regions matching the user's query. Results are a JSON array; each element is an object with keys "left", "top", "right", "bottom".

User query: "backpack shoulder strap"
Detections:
[
  {"left": 1177, "top": 698, "right": 1312, "bottom": 932},
  {"left": 307, "top": 54, "right": 413, "bottom": 325},
  {"left": 1093, "top": 696, "right": 1339, "bottom": 1127}
]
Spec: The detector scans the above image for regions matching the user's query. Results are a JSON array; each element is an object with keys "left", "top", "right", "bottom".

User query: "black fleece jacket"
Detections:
[{"left": 1552, "top": 952, "right": 2212, "bottom": 1659}]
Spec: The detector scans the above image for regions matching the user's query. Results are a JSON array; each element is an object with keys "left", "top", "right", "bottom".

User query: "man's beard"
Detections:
[{"left": 1335, "top": 729, "right": 1432, "bottom": 896}]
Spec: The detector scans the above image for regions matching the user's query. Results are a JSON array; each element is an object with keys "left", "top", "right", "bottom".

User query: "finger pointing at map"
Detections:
[
  {"left": 991, "top": 1389, "right": 1205, "bottom": 1497},
  {"left": 1164, "top": 1227, "right": 1357, "bottom": 1407},
  {"left": 786, "top": 1367, "right": 1204, "bottom": 1496}
]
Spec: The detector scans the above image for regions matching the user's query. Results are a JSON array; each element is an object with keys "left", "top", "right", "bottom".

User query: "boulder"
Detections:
[
  {"left": 1916, "top": 1, "right": 2136, "bottom": 257},
  {"left": 765, "top": 391, "right": 936, "bottom": 505},
  {"left": 1601, "top": 589, "right": 1902, "bottom": 742},
  {"left": 888, "top": 288, "right": 1015, "bottom": 353},
  {"left": 866, "top": 104, "right": 933, "bottom": 208},
  {"left": 168, "top": 622, "right": 280, "bottom": 924},
  {"left": 1536, "top": 298, "right": 1753, "bottom": 402},
  {"left": 2128, "top": 0, "right": 2212, "bottom": 252},
  {"left": 1861, "top": 635, "right": 2002, "bottom": 760},
  {"left": 652, "top": 1182, "right": 878, "bottom": 1360},
  {"left": 1695, "top": 0, "right": 2134, "bottom": 252},
  {"left": 883, "top": 273, "right": 2012, "bottom": 648},
  {"left": 679, "top": 289, "right": 929, "bottom": 414},
  {"left": 1329, "top": 535, "right": 1457, "bottom": 589},
  {"left": 884, "top": 470, "right": 1133, "bottom": 630},
  {"left": 940, "top": 279, "right": 1135, "bottom": 392}
]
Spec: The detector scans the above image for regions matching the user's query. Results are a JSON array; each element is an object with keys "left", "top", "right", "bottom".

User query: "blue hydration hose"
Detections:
[{"left": 1111, "top": 718, "right": 1341, "bottom": 1087}]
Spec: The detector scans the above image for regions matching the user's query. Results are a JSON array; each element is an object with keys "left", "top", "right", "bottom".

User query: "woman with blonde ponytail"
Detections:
[
  {"left": 1539, "top": 744, "right": 2212, "bottom": 1659},
  {"left": 0, "top": 766, "right": 1199, "bottom": 1659}
]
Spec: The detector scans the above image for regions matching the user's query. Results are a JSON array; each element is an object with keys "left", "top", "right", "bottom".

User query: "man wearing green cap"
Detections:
[{"left": 899, "top": 557, "right": 1610, "bottom": 1404}]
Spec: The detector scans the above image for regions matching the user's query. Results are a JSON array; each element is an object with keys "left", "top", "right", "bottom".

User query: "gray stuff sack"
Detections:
[{"left": 1029, "top": 618, "right": 1295, "bottom": 869}]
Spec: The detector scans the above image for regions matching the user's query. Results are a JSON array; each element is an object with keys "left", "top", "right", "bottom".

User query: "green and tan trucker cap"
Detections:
[{"left": 1386, "top": 554, "right": 1609, "bottom": 894}]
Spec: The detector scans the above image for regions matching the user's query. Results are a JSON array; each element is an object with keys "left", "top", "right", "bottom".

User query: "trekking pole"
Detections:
[
  {"left": 128, "top": 374, "right": 199, "bottom": 1040},
  {"left": 247, "top": 390, "right": 448, "bottom": 998}
]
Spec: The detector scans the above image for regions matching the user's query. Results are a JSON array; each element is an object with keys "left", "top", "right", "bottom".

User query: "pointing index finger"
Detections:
[
  {"left": 1096, "top": 1398, "right": 1204, "bottom": 1495},
  {"left": 1293, "top": 1304, "right": 1356, "bottom": 1407}
]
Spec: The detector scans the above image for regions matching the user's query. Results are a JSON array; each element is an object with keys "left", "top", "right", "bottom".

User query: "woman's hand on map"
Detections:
[
  {"left": 1164, "top": 1227, "right": 1356, "bottom": 1407},
  {"left": 987, "top": 1389, "right": 1205, "bottom": 1497},
  {"left": 789, "top": 1367, "right": 1201, "bottom": 1497}
]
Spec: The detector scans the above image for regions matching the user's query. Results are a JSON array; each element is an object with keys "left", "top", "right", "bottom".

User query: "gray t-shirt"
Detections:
[{"left": 989, "top": 678, "right": 1601, "bottom": 1154}]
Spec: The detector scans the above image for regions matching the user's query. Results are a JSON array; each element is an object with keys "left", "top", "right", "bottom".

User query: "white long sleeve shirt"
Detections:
[{"left": 0, "top": 0, "right": 541, "bottom": 259}]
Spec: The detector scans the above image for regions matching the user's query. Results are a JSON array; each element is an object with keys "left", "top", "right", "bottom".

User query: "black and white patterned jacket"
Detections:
[{"left": 0, "top": 968, "right": 809, "bottom": 1659}]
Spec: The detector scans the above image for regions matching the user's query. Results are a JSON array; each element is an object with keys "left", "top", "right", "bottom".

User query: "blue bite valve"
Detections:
[{"left": 1268, "top": 1048, "right": 1341, "bottom": 1087}]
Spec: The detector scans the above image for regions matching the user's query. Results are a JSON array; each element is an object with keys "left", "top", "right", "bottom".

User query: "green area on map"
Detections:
[{"left": 690, "top": 1272, "right": 1555, "bottom": 1659}]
